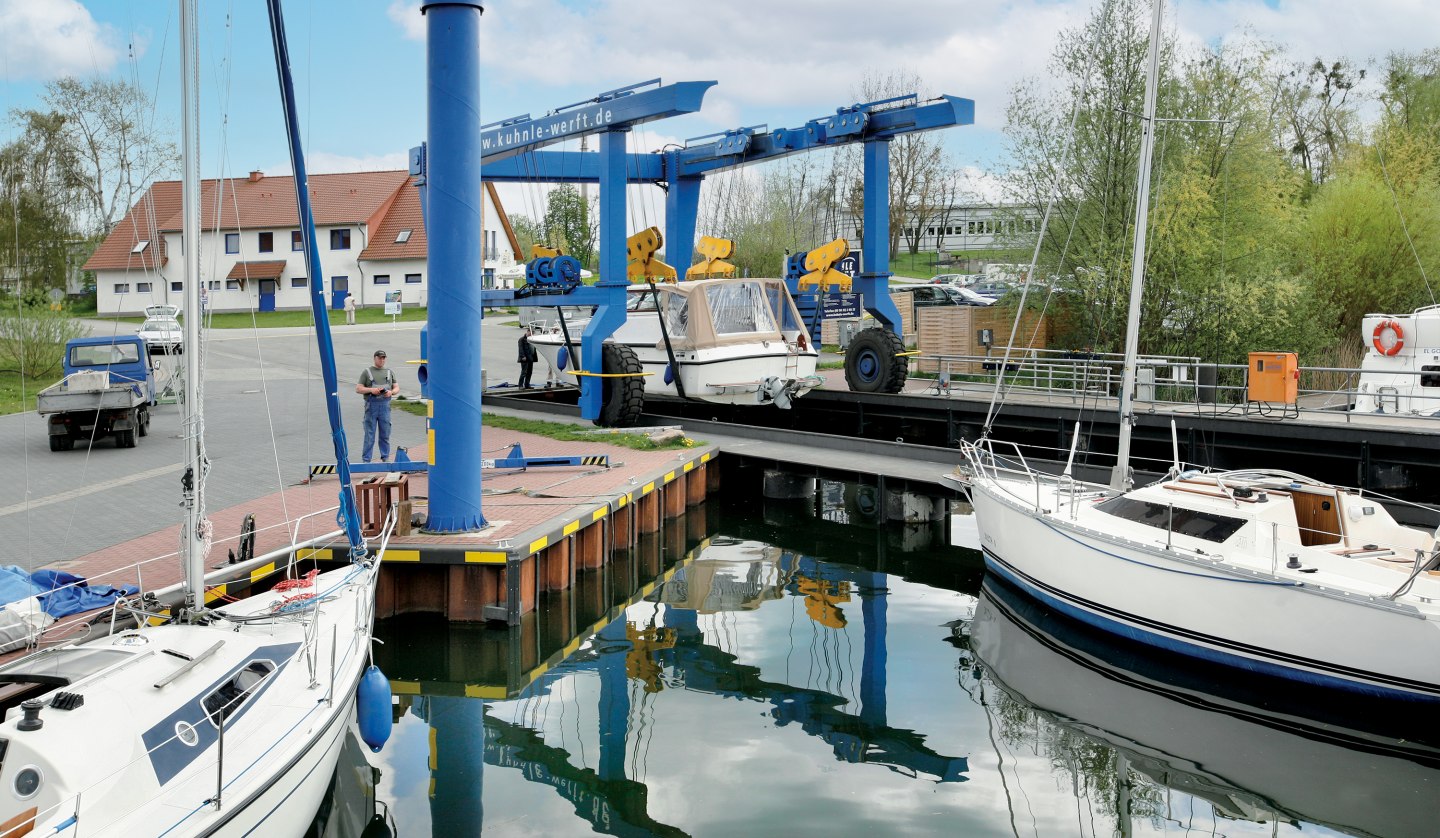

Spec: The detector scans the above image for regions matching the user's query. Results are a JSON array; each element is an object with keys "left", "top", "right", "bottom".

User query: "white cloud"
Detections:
[
  {"left": 387, "top": 1, "right": 425, "bottom": 42},
  {"left": 0, "top": 0, "right": 123, "bottom": 82}
]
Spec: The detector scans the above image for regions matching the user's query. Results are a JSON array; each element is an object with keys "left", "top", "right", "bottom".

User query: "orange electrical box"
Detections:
[{"left": 1248, "top": 352, "right": 1298, "bottom": 404}]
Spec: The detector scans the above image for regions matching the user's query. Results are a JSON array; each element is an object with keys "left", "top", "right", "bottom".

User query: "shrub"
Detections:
[{"left": 0, "top": 308, "right": 87, "bottom": 379}]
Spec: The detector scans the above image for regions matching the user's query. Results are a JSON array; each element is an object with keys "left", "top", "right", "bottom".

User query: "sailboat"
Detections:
[
  {"left": 0, "top": 1, "right": 385, "bottom": 834},
  {"left": 947, "top": 0, "right": 1440, "bottom": 702}
]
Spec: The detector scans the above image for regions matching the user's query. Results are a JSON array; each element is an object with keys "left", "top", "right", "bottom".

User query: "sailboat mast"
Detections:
[
  {"left": 1109, "top": 0, "right": 1165, "bottom": 492},
  {"left": 178, "top": 0, "right": 208, "bottom": 613}
]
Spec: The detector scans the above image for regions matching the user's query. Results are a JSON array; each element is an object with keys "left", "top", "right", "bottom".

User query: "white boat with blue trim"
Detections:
[{"left": 950, "top": 0, "right": 1440, "bottom": 704}]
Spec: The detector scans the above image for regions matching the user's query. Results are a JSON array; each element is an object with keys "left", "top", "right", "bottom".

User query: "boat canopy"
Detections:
[{"left": 637, "top": 278, "right": 808, "bottom": 350}]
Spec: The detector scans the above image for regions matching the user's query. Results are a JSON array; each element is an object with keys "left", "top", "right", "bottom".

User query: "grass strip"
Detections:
[{"left": 394, "top": 401, "right": 699, "bottom": 450}]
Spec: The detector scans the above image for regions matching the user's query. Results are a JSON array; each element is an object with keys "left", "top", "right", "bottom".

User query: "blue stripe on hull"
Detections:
[{"left": 983, "top": 552, "right": 1440, "bottom": 704}]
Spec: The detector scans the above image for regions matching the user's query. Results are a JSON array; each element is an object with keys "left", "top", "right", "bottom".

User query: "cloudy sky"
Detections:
[{"left": 1, "top": 0, "right": 1437, "bottom": 211}]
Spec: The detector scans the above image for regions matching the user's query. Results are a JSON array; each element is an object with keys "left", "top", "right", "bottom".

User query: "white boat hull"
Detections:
[
  {"left": 0, "top": 561, "right": 380, "bottom": 837},
  {"left": 532, "top": 336, "right": 819, "bottom": 406},
  {"left": 964, "top": 475, "right": 1440, "bottom": 701}
]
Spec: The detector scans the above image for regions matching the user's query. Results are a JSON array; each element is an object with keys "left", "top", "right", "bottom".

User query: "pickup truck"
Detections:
[{"left": 37, "top": 336, "right": 155, "bottom": 451}]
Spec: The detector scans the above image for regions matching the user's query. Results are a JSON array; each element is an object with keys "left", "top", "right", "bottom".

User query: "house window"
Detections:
[
  {"left": 137, "top": 282, "right": 152, "bottom": 292},
  {"left": 208, "top": 280, "right": 221, "bottom": 291},
  {"left": 225, "top": 233, "right": 239, "bottom": 253},
  {"left": 330, "top": 229, "right": 351, "bottom": 250},
  {"left": 395, "top": 229, "right": 411, "bottom": 244},
  {"left": 258, "top": 231, "right": 273, "bottom": 253},
  {"left": 374, "top": 274, "right": 391, "bottom": 285},
  {"left": 405, "top": 273, "right": 422, "bottom": 284},
  {"left": 171, "top": 281, "right": 183, "bottom": 292},
  {"left": 226, "top": 280, "right": 241, "bottom": 290},
  {"left": 291, "top": 277, "right": 308, "bottom": 288},
  {"left": 292, "top": 231, "right": 304, "bottom": 251},
  {"left": 114, "top": 283, "right": 130, "bottom": 294},
  {"left": 131, "top": 240, "right": 149, "bottom": 254}
]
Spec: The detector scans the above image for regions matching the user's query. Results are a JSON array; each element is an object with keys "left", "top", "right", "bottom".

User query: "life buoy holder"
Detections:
[{"left": 1372, "top": 319, "right": 1405, "bottom": 356}]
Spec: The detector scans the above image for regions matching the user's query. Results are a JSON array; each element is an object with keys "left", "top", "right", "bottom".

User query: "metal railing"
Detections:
[{"left": 914, "top": 348, "right": 1440, "bottom": 421}]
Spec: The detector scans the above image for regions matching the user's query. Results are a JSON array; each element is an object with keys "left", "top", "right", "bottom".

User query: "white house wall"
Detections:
[{"left": 95, "top": 182, "right": 518, "bottom": 315}]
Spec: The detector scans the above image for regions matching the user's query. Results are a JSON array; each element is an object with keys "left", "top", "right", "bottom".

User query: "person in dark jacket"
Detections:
[{"left": 517, "top": 328, "right": 538, "bottom": 388}]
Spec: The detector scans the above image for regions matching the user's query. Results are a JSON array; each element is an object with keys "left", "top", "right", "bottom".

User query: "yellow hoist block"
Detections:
[
  {"left": 796, "top": 575, "right": 851, "bottom": 629},
  {"left": 685, "top": 235, "right": 737, "bottom": 280},
  {"left": 530, "top": 244, "right": 563, "bottom": 259},
  {"left": 625, "top": 622, "right": 677, "bottom": 693},
  {"left": 626, "top": 226, "right": 677, "bottom": 283},
  {"left": 798, "top": 237, "right": 852, "bottom": 292}
]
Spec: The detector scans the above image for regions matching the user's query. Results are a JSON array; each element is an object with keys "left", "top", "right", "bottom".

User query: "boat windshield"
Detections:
[
  {"left": 706, "top": 282, "right": 778, "bottom": 336},
  {"left": 1094, "top": 496, "right": 1246, "bottom": 543}
]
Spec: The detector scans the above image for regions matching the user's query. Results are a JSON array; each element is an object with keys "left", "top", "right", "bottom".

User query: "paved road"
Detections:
[{"left": 0, "top": 317, "right": 532, "bottom": 568}]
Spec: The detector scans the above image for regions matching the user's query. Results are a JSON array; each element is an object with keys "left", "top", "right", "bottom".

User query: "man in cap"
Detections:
[{"left": 356, "top": 349, "right": 400, "bottom": 462}]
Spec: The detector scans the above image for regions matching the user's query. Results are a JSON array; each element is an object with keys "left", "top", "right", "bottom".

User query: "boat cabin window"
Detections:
[
  {"left": 202, "top": 660, "right": 275, "bottom": 728},
  {"left": 707, "top": 282, "right": 778, "bottom": 335},
  {"left": 70, "top": 343, "right": 141, "bottom": 367},
  {"left": 1095, "top": 497, "right": 1246, "bottom": 543},
  {"left": 765, "top": 285, "right": 805, "bottom": 332},
  {"left": 1422, "top": 365, "right": 1440, "bottom": 388}
]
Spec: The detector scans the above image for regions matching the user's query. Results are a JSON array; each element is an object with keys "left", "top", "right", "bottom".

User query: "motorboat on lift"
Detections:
[
  {"left": 528, "top": 275, "right": 822, "bottom": 413},
  {"left": 1353, "top": 304, "right": 1440, "bottom": 416}
]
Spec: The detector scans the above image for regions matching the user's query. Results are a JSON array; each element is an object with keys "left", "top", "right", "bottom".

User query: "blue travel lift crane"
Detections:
[{"left": 484, "top": 92, "right": 976, "bottom": 393}]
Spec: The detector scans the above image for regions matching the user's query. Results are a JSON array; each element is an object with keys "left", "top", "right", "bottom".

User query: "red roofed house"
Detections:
[{"left": 84, "top": 170, "right": 520, "bottom": 315}]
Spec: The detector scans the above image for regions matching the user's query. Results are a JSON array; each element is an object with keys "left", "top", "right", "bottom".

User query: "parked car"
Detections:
[
  {"left": 145, "top": 304, "right": 182, "bottom": 319},
  {"left": 892, "top": 285, "right": 992, "bottom": 307},
  {"left": 930, "top": 273, "right": 985, "bottom": 287},
  {"left": 137, "top": 316, "right": 183, "bottom": 354}
]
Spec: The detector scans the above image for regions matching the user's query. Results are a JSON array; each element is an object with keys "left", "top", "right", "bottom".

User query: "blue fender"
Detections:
[{"left": 356, "top": 664, "right": 393, "bottom": 753}]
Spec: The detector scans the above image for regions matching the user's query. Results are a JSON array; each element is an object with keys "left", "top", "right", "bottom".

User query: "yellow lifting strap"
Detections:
[
  {"left": 530, "top": 244, "right": 563, "bottom": 259},
  {"left": 566, "top": 370, "right": 654, "bottom": 378},
  {"left": 626, "top": 226, "right": 677, "bottom": 283},
  {"left": 685, "top": 235, "right": 737, "bottom": 280},
  {"left": 797, "top": 237, "right": 852, "bottom": 292}
]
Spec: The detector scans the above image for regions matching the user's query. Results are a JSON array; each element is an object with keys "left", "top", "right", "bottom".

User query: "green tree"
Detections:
[
  {"left": 542, "top": 185, "right": 596, "bottom": 270},
  {"left": 509, "top": 214, "right": 543, "bottom": 259},
  {"left": 28, "top": 76, "right": 178, "bottom": 236}
]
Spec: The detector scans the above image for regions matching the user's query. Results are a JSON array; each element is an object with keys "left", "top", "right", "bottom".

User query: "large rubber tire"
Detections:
[
  {"left": 844, "top": 328, "right": 908, "bottom": 393},
  {"left": 48, "top": 436, "right": 64, "bottom": 452},
  {"left": 137, "top": 409, "right": 149, "bottom": 438},
  {"left": 597, "top": 343, "right": 645, "bottom": 428},
  {"left": 116, "top": 429, "right": 136, "bottom": 449}
]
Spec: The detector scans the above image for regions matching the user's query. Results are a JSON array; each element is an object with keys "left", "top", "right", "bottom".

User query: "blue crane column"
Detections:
[
  {"left": 859, "top": 139, "right": 904, "bottom": 333},
  {"left": 422, "top": 0, "right": 486, "bottom": 532},
  {"left": 574, "top": 129, "right": 632, "bottom": 419}
]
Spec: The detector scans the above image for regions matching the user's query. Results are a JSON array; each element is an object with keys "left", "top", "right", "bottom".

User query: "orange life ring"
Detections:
[{"left": 1372, "top": 319, "right": 1405, "bottom": 356}]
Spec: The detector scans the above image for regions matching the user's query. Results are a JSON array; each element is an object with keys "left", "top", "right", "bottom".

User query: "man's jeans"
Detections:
[{"left": 363, "top": 398, "right": 391, "bottom": 462}]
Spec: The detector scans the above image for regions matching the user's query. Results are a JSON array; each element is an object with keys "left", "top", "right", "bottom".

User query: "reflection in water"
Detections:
[
  {"left": 360, "top": 479, "right": 1437, "bottom": 836},
  {"left": 305, "top": 726, "right": 392, "bottom": 838},
  {"left": 969, "top": 575, "right": 1440, "bottom": 838}
]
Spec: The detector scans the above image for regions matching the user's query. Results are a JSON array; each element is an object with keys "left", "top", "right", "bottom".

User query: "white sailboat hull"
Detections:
[
  {"left": 1, "top": 561, "right": 379, "bottom": 837},
  {"left": 961, "top": 471, "right": 1440, "bottom": 701}
]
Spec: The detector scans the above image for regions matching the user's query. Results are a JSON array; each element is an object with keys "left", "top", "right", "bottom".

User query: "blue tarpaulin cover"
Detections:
[{"left": 0, "top": 566, "right": 138, "bottom": 619}]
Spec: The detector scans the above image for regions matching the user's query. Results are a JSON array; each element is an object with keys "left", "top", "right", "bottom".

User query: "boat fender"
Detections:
[
  {"left": 664, "top": 364, "right": 675, "bottom": 385},
  {"left": 356, "top": 664, "right": 392, "bottom": 753},
  {"left": 557, "top": 346, "right": 569, "bottom": 370},
  {"left": 1372, "top": 319, "right": 1404, "bottom": 356}
]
